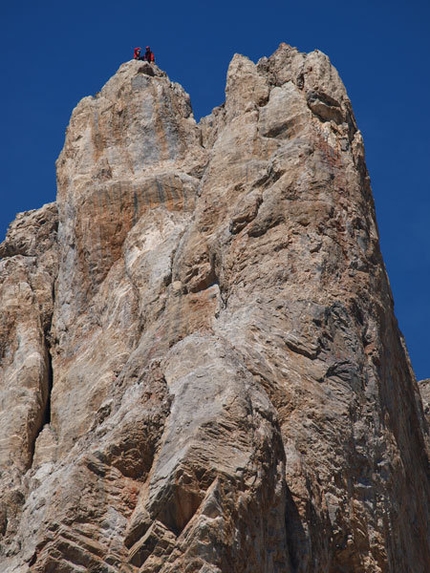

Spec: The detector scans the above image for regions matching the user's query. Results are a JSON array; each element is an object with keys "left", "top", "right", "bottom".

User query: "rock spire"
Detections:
[{"left": 0, "top": 44, "right": 429, "bottom": 572}]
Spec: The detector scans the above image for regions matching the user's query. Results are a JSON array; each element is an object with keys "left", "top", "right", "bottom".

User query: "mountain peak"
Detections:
[{"left": 1, "top": 44, "right": 429, "bottom": 572}]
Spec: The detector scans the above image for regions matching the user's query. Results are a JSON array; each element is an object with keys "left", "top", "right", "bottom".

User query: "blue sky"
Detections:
[{"left": 1, "top": 1, "right": 429, "bottom": 379}]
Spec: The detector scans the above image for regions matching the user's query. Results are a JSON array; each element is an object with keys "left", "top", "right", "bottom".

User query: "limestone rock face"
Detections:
[
  {"left": 1, "top": 45, "right": 429, "bottom": 573},
  {"left": 421, "top": 379, "right": 430, "bottom": 424},
  {"left": 0, "top": 203, "right": 58, "bottom": 473}
]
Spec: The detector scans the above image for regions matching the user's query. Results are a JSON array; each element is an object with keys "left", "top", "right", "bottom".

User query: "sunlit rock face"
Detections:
[
  {"left": 1, "top": 44, "right": 429, "bottom": 573},
  {"left": 421, "top": 379, "right": 430, "bottom": 423}
]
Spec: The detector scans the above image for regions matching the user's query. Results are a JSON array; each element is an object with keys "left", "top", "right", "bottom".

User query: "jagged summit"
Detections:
[{"left": 0, "top": 43, "right": 429, "bottom": 572}]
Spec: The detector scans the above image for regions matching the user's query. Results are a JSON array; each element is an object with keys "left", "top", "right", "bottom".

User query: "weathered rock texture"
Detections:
[
  {"left": 421, "top": 379, "right": 430, "bottom": 425},
  {"left": 1, "top": 44, "right": 429, "bottom": 572}
]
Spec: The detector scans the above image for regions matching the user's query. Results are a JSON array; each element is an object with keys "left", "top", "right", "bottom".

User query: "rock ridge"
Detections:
[{"left": 0, "top": 43, "right": 429, "bottom": 572}]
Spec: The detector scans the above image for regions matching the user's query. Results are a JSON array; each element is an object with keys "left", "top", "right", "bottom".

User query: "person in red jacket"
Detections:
[
  {"left": 133, "top": 47, "right": 142, "bottom": 60},
  {"left": 143, "top": 46, "right": 155, "bottom": 63}
]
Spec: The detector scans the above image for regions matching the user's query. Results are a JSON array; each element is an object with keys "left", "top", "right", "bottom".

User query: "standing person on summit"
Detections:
[{"left": 143, "top": 46, "right": 155, "bottom": 63}]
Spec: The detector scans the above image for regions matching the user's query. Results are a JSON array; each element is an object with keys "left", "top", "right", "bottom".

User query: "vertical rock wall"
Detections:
[{"left": 0, "top": 44, "right": 429, "bottom": 573}]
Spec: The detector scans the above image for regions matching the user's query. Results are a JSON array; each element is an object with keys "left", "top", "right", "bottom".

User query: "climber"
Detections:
[
  {"left": 133, "top": 47, "right": 142, "bottom": 60},
  {"left": 143, "top": 46, "right": 155, "bottom": 63}
]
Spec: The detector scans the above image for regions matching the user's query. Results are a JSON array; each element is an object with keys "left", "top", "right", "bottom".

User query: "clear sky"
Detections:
[{"left": 1, "top": 0, "right": 429, "bottom": 380}]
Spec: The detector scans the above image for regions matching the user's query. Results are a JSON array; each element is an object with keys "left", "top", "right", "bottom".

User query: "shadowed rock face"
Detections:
[{"left": 0, "top": 43, "right": 429, "bottom": 573}]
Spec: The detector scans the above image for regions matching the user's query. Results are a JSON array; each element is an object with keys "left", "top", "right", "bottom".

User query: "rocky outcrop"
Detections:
[
  {"left": 421, "top": 379, "right": 430, "bottom": 424},
  {"left": 0, "top": 203, "right": 58, "bottom": 473},
  {"left": 0, "top": 44, "right": 429, "bottom": 572}
]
